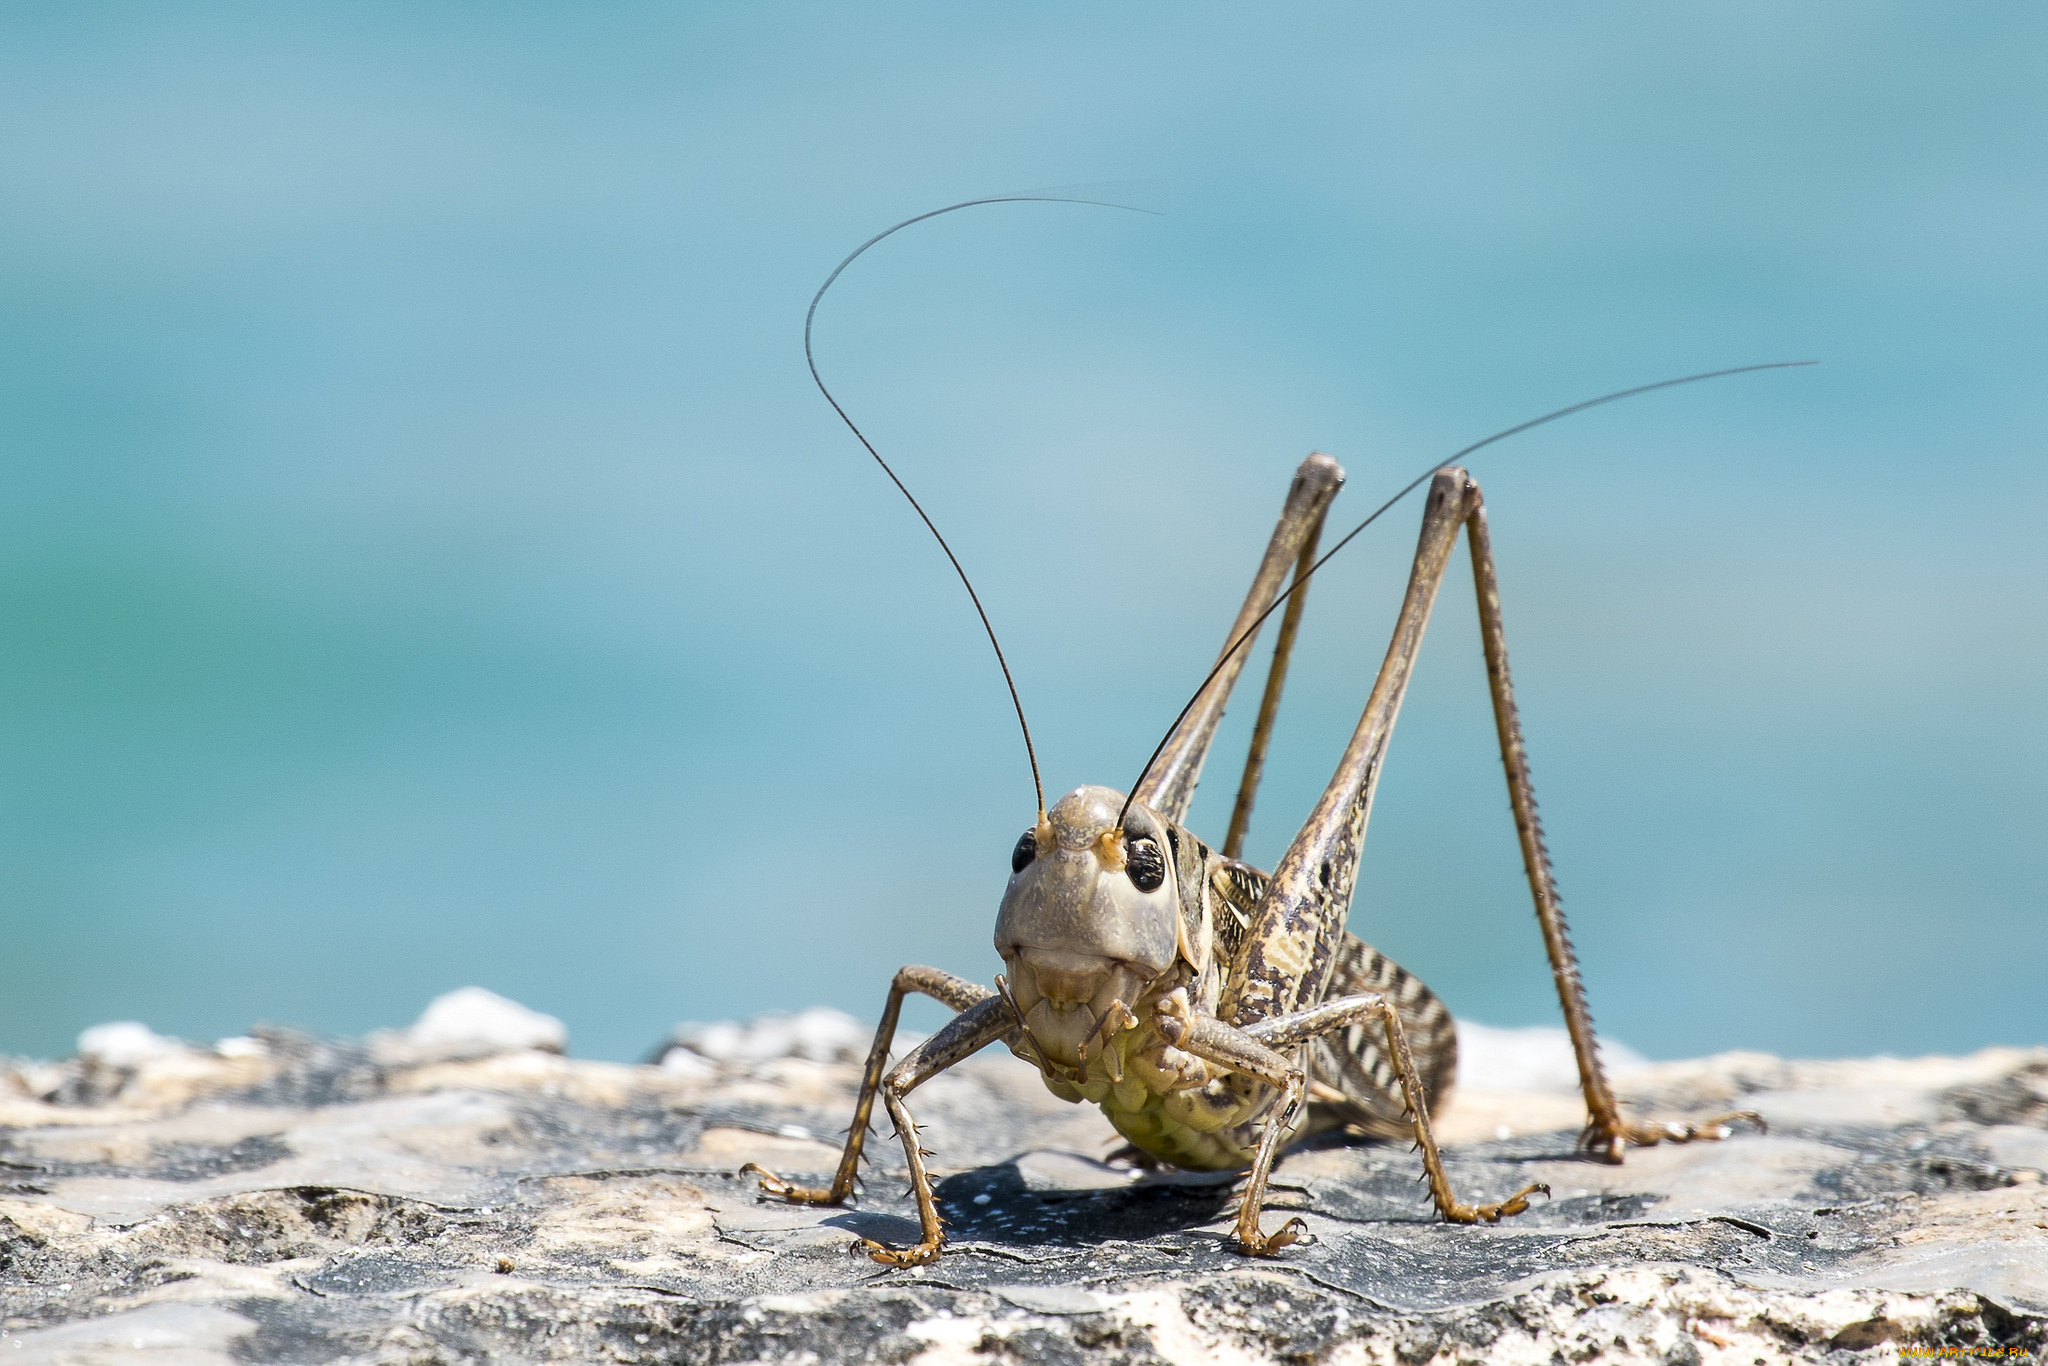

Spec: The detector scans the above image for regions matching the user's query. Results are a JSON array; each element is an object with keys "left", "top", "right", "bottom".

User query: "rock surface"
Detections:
[{"left": 2, "top": 1008, "right": 2044, "bottom": 1364}]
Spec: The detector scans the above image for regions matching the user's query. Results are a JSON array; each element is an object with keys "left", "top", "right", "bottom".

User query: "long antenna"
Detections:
[
  {"left": 1117, "top": 359, "right": 1818, "bottom": 828},
  {"left": 806, "top": 195, "right": 1158, "bottom": 819}
]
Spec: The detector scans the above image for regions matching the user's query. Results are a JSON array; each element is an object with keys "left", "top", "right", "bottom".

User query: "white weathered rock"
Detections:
[
  {"left": 654, "top": 1044, "right": 716, "bottom": 1077},
  {"left": 74, "top": 1022, "right": 191, "bottom": 1068},
  {"left": 657, "top": 1005, "right": 871, "bottom": 1068},
  {"left": 210, "top": 1036, "right": 267, "bottom": 1060},
  {"left": 404, "top": 986, "right": 566, "bottom": 1055},
  {"left": 1455, "top": 1018, "right": 1650, "bottom": 1093}
]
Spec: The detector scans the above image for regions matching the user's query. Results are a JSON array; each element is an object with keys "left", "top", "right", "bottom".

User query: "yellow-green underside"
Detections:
[
  {"left": 1099, "top": 1087, "right": 1254, "bottom": 1171},
  {"left": 1025, "top": 1029, "right": 1264, "bottom": 1172}
]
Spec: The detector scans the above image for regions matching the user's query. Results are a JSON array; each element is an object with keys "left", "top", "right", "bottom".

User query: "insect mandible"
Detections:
[{"left": 743, "top": 197, "right": 1804, "bottom": 1266}]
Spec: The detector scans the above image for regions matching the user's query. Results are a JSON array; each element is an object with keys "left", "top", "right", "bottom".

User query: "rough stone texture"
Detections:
[{"left": 2, "top": 1017, "right": 2044, "bottom": 1364}]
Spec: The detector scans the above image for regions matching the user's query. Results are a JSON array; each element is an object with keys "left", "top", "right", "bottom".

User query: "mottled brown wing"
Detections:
[
  {"left": 1196, "top": 856, "right": 1458, "bottom": 1130},
  {"left": 1203, "top": 853, "right": 1456, "bottom": 1137},
  {"left": 1308, "top": 934, "right": 1458, "bottom": 1137}
]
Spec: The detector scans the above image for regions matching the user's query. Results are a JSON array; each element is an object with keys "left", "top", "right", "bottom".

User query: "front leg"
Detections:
[
  {"left": 743, "top": 965, "right": 991, "bottom": 1207},
  {"left": 860, "top": 996, "right": 1014, "bottom": 1266}
]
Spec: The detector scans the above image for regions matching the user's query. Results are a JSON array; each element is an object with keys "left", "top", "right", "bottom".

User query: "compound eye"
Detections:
[
  {"left": 1124, "top": 835, "right": 1166, "bottom": 892},
  {"left": 1010, "top": 830, "right": 1039, "bottom": 874}
]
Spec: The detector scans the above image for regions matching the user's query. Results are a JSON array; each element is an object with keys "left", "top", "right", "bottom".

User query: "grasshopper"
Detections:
[{"left": 745, "top": 200, "right": 1785, "bottom": 1266}]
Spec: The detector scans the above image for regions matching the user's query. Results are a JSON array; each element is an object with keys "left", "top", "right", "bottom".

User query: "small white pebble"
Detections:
[
  {"left": 973, "top": 1193, "right": 992, "bottom": 1205},
  {"left": 409, "top": 987, "right": 566, "bottom": 1054},
  {"left": 657, "top": 1048, "right": 715, "bottom": 1078},
  {"left": 77, "top": 1022, "right": 187, "bottom": 1067}
]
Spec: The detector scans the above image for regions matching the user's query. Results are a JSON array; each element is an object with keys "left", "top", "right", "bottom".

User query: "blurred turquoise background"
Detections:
[{"left": 1, "top": 4, "right": 2042, "bottom": 1064}]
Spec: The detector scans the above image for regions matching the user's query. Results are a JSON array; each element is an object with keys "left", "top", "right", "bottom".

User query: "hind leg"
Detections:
[{"left": 1465, "top": 501, "right": 1763, "bottom": 1160}]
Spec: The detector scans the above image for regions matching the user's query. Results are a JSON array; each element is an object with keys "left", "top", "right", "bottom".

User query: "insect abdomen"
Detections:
[{"left": 1099, "top": 1085, "right": 1262, "bottom": 1171}]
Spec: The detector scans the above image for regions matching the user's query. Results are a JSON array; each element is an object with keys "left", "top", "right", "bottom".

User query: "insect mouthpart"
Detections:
[
  {"left": 1000, "top": 949, "right": 1147, "bottom": 1073},
  {"left": 993, "top": 785, "right": 1181, "bottom": 1075}
]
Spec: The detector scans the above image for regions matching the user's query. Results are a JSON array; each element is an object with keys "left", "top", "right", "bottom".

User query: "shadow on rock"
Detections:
[{"left": 923, "top": 1160, "right": 1239, "bottom": 1247}]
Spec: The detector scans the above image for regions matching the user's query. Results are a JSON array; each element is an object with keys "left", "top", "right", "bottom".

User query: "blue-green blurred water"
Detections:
[{"left": 1, "top": 4, "right": 2042, "bottom": 1063}]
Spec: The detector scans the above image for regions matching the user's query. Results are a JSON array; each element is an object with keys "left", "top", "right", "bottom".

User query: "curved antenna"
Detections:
[
  {"left": 1117, "top": 359, "right": 1818, "bottom": 829},
  {"left": 807, "top": 195, "right": 1159, "bottom": 819}
]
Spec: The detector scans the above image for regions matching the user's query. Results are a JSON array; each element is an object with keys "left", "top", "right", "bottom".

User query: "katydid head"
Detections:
[{"left": 994, "top": 785, "right": 1178, "bottom": 1068}]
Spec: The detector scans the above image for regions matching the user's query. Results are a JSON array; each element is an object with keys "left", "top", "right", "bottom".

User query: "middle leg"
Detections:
[
  {"left": 1242, "top": 993, "right": 1550, "bottom": 1224},
  {"left": 1159, "top": 992, "right": 1545, "bottom": 1256}
]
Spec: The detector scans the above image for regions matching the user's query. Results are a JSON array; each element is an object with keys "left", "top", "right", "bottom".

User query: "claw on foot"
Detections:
[
  {"left": 1440, "top": 1181, "right": 1549, "bottom": 1223},
  {"left": 740, "top": 1161, "right": 843, "bottom": 1206},
  {"left": 859, "top": 1236, "right": 943, "bottom": 1267},
  {"left": 1684, "top": 1109, "right": 1768, "bottom": 1141},
  {"left": 1232, "top": 1215, "right": 1308, "bottom": 1257},
  {"left": 1474, "top": 1181, "right": 1550, "bottom": 1222},
  {"left": 1583, "top": 1109, "right": 1767, "bottom": 1163}
]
